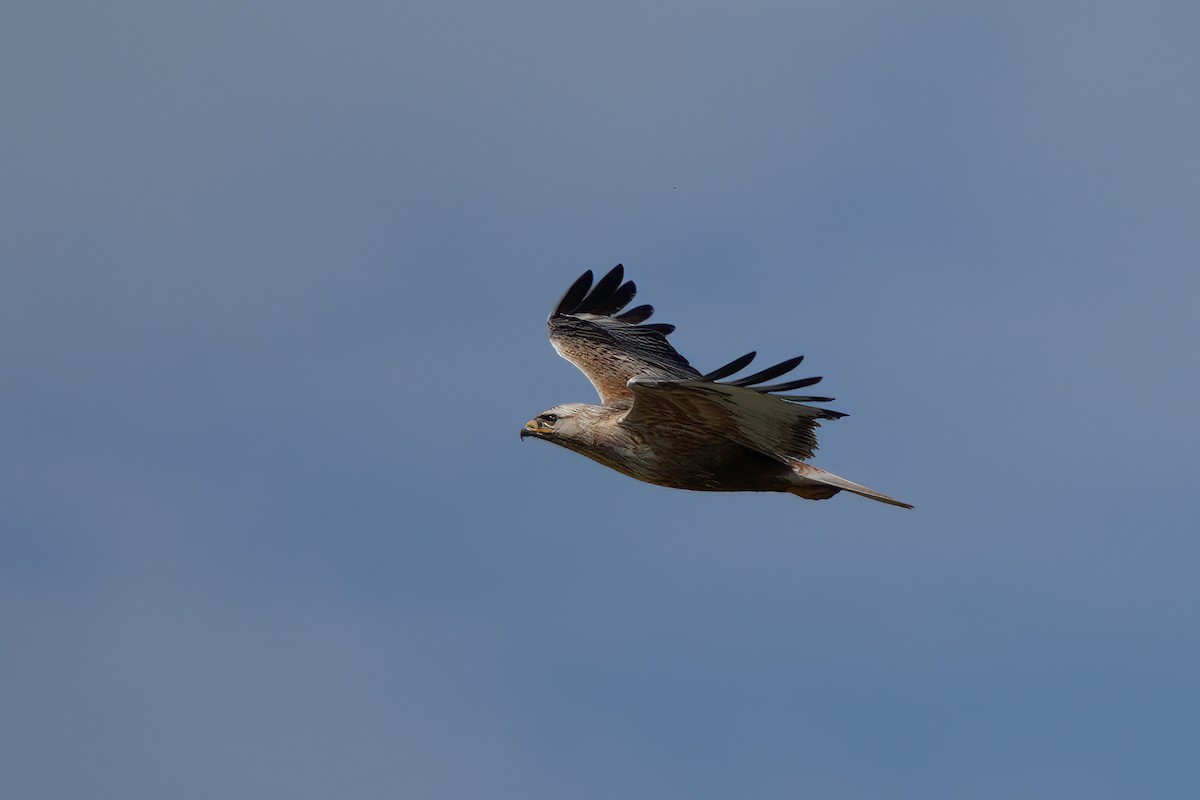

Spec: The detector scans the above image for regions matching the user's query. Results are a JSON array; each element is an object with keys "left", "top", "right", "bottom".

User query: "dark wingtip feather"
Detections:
[
  {"left": 552, "top": 270, "right": 593, "bottom": 317},
  {"left": 578, "top": 264, "right": 624, "bottom": 310},
  {"left": 593, "top": 279, "right": 637, "bottom": 315},
  {"left": 753, "top": 375, "right": 824, "bottom": 393},
  {"left": 728, "top": 355, "right": 806, "bottom": 387},
  {"left": 615, "top": 304, "right": 654, "bottom": 324},
  {"left": 640, "top": 323, "right": 675, "bottom": 335},
  {"left": 784, "top": 402, "right": 846, "bottom": 419},
  {"left": 551, "top": 264, "right": 679, "bottom": 334},
  {"left": 703, "top": 351, "right": 757, "bottom": 381}
]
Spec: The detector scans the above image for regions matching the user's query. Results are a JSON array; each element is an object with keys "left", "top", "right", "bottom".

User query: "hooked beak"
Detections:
[{"left": 520, "top": 419, "right": 549, "bottom": 440}]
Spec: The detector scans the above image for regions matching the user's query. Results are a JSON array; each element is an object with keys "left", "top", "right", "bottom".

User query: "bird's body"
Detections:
[
  {"left": 534, "top": 402, "right": 799, "bottom": 493},
  {"left": 522, "top": 265, "right": 912, "bottom": 509}
]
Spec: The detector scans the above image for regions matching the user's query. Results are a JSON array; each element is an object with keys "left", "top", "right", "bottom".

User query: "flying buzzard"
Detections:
[{"left": 521, "top": 265, "right": 912, "bottom": 508}]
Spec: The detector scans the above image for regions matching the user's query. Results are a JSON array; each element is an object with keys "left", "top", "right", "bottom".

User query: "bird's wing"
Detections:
[
  {"left": 622, "top": 357, "right": 847, "bottom": 463},
  {"left": 548, "top": 264, "right": 700, "bottom": 405}
]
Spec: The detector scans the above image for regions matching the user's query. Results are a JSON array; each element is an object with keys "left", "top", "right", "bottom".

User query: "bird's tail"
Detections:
[{"left": 789, "top": 463, "right": 913, "bottom": 509}]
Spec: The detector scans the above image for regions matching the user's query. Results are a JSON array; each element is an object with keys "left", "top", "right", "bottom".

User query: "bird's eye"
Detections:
[{"left": 540, "top": 413, "right": 558, "bottom": 424}]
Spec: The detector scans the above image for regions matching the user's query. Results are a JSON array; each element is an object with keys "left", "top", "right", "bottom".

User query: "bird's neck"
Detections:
[{"left": 558, "top": 408, "right": 642, "bottom": 467}]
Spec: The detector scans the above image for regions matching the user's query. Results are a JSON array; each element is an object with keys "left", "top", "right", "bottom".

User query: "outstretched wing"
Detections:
[
  {"left": 622, "top": 354, "right": 847, "bottom": 462},
  {"left": 548, "top": 264, "right": 700, "bottom": 405}
]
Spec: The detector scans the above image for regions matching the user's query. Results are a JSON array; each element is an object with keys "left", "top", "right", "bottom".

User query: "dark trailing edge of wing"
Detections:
[{"left": 551, "top": 264, "right": 674, "bottom": 334}]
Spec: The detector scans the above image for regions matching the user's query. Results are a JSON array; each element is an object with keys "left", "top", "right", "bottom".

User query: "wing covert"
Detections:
[{"left": 623, "top": 378, "right": 844, "bottom": 463}]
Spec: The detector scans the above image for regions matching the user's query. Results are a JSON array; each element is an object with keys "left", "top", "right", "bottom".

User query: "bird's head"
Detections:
[{"left": 520, "top": 403, "right": 597, "bottom": 444}]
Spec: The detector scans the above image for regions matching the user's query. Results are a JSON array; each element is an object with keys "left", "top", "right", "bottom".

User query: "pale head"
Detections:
[{"left": 519, "top": 402, "right": 600, "bottom": 443}]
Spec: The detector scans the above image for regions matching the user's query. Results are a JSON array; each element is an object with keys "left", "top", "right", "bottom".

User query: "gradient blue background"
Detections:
[{"left": 4, "top": 2, "right": 1198, "bottom": 797}]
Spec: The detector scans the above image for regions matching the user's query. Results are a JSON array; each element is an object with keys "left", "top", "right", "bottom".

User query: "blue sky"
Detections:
[{"left": 3, "top": 2, "right": 1198, "bottom": 797}]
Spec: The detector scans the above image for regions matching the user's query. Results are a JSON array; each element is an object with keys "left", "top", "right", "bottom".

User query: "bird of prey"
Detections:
[{"left": 521, "top": 265, "right": 912, "bottom": 508}]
